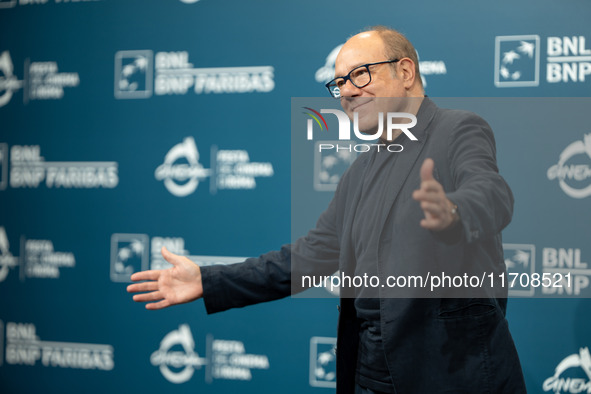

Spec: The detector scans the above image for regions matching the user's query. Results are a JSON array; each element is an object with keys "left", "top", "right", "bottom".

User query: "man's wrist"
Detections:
[{"left": 449, "top": 202, "right": 460, "bottom": 225}]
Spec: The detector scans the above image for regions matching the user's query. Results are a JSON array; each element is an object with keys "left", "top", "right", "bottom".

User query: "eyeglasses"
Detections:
[{"left": 325, "top": 59, "right": 400, "bottom": 98}]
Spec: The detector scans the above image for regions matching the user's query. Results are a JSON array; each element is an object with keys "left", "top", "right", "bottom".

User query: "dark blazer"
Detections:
[{"left": 201, "top": 98, "right": 527, "bottom": 393}]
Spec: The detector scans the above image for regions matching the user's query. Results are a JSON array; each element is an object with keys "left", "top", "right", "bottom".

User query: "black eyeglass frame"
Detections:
[{"left": 325, "top": 59, "right": 400, "bottom": 98}]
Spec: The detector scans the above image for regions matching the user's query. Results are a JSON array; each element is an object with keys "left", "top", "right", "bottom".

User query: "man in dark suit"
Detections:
[{"left": 128, "top": 26, "right": 526, "bottom": 393}]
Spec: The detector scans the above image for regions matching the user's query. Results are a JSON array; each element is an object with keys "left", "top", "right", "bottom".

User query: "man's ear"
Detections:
[{"left": 397, "top": 58, "right": 417, "bottom": 89}]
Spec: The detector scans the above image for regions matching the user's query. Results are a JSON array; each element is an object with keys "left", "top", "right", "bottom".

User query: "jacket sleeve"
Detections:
[
  {"left": 443, "top": 113, "right": 514, "bottom": 244},
  {"left": 201, "top": 187, "right": 342, "bottom": 314}
]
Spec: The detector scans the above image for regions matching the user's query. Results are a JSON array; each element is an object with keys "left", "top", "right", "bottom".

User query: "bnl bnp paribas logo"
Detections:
[
  {"left": 302, "top": 106, "right": 417, "bottom": 191},
  {"left": 154, "top": 137, "right": 274, "bottom": 197},
  {"left": 114, "top": 50, "right": 274, "bottom": 99},
  {"left": 310, "top": 337, "right": 337, "bottom": 388},
  {"left": 495, "top": 35, "right": 591, "bottom": 87}
]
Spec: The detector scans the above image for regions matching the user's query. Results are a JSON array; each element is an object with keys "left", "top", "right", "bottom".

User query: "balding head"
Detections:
[{"left": 334, "top": 27, "right": 424, "bottom": 98}]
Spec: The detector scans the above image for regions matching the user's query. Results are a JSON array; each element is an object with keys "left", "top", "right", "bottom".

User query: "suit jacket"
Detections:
[{"left": 201, "top": 98, "right": 527, "bottom": 393}]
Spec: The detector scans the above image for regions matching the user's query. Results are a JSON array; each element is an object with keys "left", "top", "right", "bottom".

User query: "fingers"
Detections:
[
  {"left": 127, "top": 281, "right": 159, "bottom": 293},
  {"left": 420, "top": 158, "right": 435, "bottom": 182},
  {"left": 414, "top": 159, "right": 442, "bottom": 203},
  {"left": 130, "top": 270, "right": 161, "bottom": 282},
  {"left": 420, "top": 218, "right": 441, "bottom": 229},
  {"left": 413, "top": 184, "right": 443, "bottom": 202},
  {"left": 132, "top": 290, "right": 163, "bottom": 303},
  {"left": 146, "top": 299, "right": 171, "bottom": 310},
  {"left": 419, "top": 201, "right": 445, "bottom": 217},
  {"left": 161, "top": 246, "right": 182, "bottom": 266},
  {"left": 414, "top": 159, "right": 455, "bottom": 230}
]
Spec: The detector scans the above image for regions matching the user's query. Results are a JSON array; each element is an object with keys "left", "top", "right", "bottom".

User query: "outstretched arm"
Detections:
[{"left": 127, "top": 246, "right": 203, "bottom": 310}]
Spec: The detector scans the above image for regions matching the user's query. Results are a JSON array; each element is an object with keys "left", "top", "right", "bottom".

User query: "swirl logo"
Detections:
[
  {"left": 547, "top": 134, "right": 591, "bottom": 199},
  {"left": 150, "top": 324, "right": 207, "bottom": 384},
  {"left": 155, "top": 137, "right": 211, "bottom": 197}
]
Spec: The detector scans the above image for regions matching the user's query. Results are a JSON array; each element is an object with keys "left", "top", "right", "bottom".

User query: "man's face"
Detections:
[{"left": 334, "top": 32, "right": 408, "bottom": 134}]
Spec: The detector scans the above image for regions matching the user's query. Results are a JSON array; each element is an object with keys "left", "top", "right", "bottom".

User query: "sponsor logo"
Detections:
[
  {"left": 151, "top": 324, "right": 207, "bottom": 384},
  {"left": 114, "top": 50, "right": 274, "bottom": 99},
  {"left": 7, "top": 144, "right": 118, "bottom": 189},
  {"left": 547, "top": 36, "right": 591, "bottom": 84},
  {"left": 207, "top": 335, "right": 270, "bottom": 382},
  {"left": 310, "top": 337, "right": 337, "bottom": 388},
  {"left": 315, "top": 45, "right": 447, "bottom": 88},
  {"left": 542, "top": 247, "right": 590, "bottom": 296},
  {"left": 114, "top": 50, "right": 153, "bottom": 99},
  {"left": 0, "top": 0, "right": 17, "bottom": 9},
  {"left": 155, "top": 137, "right": 210, "bottom": 197},
  {"left": 543, "top": 347, "right": 591, "bottom": 393},
  {"left": 0, "top": 51, "right": 24, "bottom": 107},
  {"left": 4, "top": 322, "right": 114, "bottom": 370},
  {"left": 212, "top": 147, "right": 274, "bottom": 192},
  {"left": 547, "top": 134, "right": 591, "bottom": 199},
  {"left": 501, "top": 244, "right": 590, "bottom": 297},
  {"left": 315, "top": 45, "right": 344, "bottom": 84},
  {"left": 0, "top": 143, "right": 8, "bottom": 189},
  {"left": 495, "top": 35, "right": 540, "bottom": 87},
  {"left": 110, "top": 233, "right": 245, "bottom": 282},
  {"left": 0, "top": 320, "right": 3, "bottom": 366},
  {"left": 151, "top": 325, "right": 270, "bottom": 384},
  {"left": 503, "top": 244, "right": 536, "bottom": 297},
  {"left": 0, "top": 51, "right": 79, "bottom": 106},
  {"left": 110, "top": 234, "right": 149, "bottom": 282},
  {"left": 25, "top": 60, "right": 80, "bottom": 103},
  {"left": 314, "top": 143, "right": 357, "bottom": 191},
  {"left": 495, "top": 35, "right": 591, "bottom": 87},
  {"left": 21, "top": 238, "right": 75, "bottom": 280},
  {"left": 0, "top": 227, "right": 18, "bottom": 282},
  {"left": 155, "top": 137, "right": 274, "bottom": 197},
  {"left": 0, "top": 227, "right": 76, "bottom": 282},
  {"left": 416, "top": 50, "right": 447, "bottom": 88},
  {"left": 0, "top": 0, "right": 99, "bottom": 7}
]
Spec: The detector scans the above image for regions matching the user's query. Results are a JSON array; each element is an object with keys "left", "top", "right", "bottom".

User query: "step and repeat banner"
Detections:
[{"left": 1, "top": 0, "right": 590, "bottom": 393}]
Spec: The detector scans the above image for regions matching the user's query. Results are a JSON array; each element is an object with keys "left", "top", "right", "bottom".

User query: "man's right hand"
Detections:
[{"left": 127, "top": 246, "right": 203, "bottom": 310}]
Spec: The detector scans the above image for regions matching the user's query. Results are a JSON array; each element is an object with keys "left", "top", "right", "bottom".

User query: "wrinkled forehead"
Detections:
[{"left": 334, "top": 32, "right": 387, "bottom": 77}]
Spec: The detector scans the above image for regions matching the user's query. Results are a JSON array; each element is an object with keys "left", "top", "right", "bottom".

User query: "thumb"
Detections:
[
  {"left": 161, "top": 246, "right": 180, "bottom": 266},
  {"left": 420, "top": 158, "right": 435, "bottom": 182}
]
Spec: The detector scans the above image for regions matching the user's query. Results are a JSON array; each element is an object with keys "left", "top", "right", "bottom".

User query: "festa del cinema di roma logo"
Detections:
[
  {"left": 154, "top": 137, "right": 274, "bottom": 197},
  {"left": 150, "top": 324, "right": 206, "bottom": 384},
  {"left": 150, "top": 324, "right": 270, "bottom": 385},
  {"left": 302, "top": 107, "right": 418, "bottom": 152},
  {"left": 547, "top": 133, "right": 591, "bottom": 199},
  {"left": 543, "top": 347, "right": 591, "bottom": 393},
  {"left": 154, "top": 137, "right": 210, "bottom": 197}
]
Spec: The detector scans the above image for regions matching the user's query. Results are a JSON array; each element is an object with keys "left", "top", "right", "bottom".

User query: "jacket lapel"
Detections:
[{"left": 375, "top": 98, "right": 437, "bottom": 237}]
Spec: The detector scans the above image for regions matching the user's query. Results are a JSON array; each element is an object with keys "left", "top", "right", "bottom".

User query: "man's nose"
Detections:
[{"left": 338, "top": 79, "right": 362, "bottom": 98}]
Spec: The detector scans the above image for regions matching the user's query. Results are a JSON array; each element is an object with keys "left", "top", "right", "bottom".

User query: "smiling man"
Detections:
[{"left": 128, "top": 26, "right": 527, "bottom": 393}]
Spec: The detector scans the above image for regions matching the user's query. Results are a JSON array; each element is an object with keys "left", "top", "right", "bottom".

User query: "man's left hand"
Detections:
[{"left": 412, "top": 158, "right": 459, "bottom": 231}]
